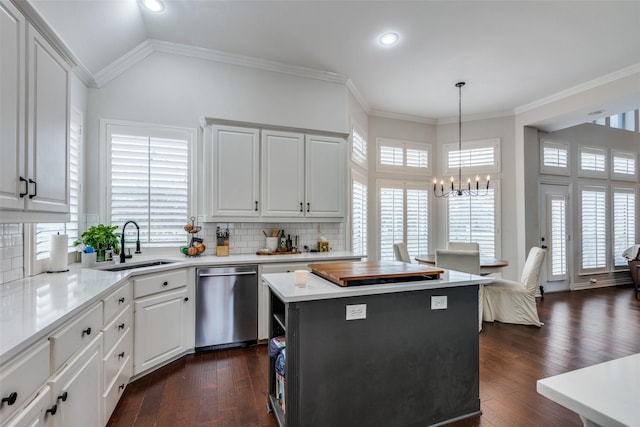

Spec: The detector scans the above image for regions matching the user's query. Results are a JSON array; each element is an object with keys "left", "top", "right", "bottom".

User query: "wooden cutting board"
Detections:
[{"left": 308, "top": 261, "right": 443, "bottom": 287}]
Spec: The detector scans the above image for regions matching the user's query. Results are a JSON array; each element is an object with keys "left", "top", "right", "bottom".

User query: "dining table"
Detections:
[{"left": 415, "top": 254, "right": 508, "bottom": 275}]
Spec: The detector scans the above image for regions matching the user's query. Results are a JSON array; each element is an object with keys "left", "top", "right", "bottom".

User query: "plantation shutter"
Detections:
[
  {"left": 581, "top": 187, "right": 606, "bottom": 270},
  {"left": 110, "top": 133, "right": 189, "bottom": 245},
  {"left": 379, "top": 186, "right": 404, "bottom": 260},
  {"left": 380, "top": 144, "right": 403, "bottom": 166},
  {"left": 447, "top": 188, "right": 496, "bottom": 258},
  {"left": 406, "top": 148, "right": 428, "bottom": 168},
  {"left": 547, "top": 194, "right": 567, "bottom": 280},
  {"left": 448, "top": 146, "right": 494, "bottom": 168},
  {"left": 613, "top": 189, "right": 636, "bottom": 267},
  {"left": 351, "top": 176, "right": 368, "bottom": 256},
  {"left": 406, "top": 187, "right": 428, "bottom": 259},
  {"left": 580, "top": 147, "right": 606, "bottom": 172},
  {"left": 543, "top": 143, "right": 568, "bottom": 168},
  {"left": 612, "top": 151, "right": 636, "bottom": 180},
  {"left": 352, "top": 129, "right": 367, "bottom": 165}
]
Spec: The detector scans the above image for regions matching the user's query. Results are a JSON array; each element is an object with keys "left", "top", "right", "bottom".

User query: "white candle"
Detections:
[{"left": 294, "top": 270, "right": 309, "bottom": 286}]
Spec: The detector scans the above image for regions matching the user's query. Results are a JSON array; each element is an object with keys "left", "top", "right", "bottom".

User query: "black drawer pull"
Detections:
[
  {"left": 118, "top": 352, "right": 125, "bottom": 359},
  {"left": 82, "top": 327, "right": 91, "bottom": 336},
  {"left": 28, "top": 178, "right": 37, "bottom": 199},
  {"left": 299, "top": 202, "right": 303, "bottom": 212},
  {"left": 118, "top": 297, "right": 125, "bottom": 304},
  {"left": 184, "top": 297, "right": 189, "bottom": 302},
  {"left": 1, "top": 392, "right": 17, "bottom": 405},
  {"left": 118, "top": 384, "right": 125, "bottom": 391},
  {"left": 162, "top": 281, "right": 168, "bottom": 286},
  {"left": 57, "top": 391, "right": 68, "bottom": 402},
  {"left": 46, "top": 404, "right": 57, "bottom": 415},
  {"left": 255, "top": 201, "right": 258, "bottom": 211},
  {"left": 307, "top": 202, "right": 310, "bottom": 212},
  {"left": 19, "top": 177, "right": 28, "bottom": 198},
  {"left": 118, "top": 323, "right": 125, "bottom": 330}
]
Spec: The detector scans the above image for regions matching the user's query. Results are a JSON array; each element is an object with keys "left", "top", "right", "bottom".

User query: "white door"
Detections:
[
  {"left": 539, "top": 183, "right": 571, "bottom": 292},
  {"left": 305, "top": 135, "right": 345, "bottom": 217},
  {"left": 261, "top": 130, "right": 304, "bottom": 217}
]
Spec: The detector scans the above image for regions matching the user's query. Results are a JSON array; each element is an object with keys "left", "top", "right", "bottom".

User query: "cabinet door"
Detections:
[
  {"left": 25, "top": 26, "right": 69, "bottom": 213},
  {"left": 133, "top": 287, "right": 191, "bottom": 375},
  {"left": 206, "top": 125, "right": 260, "bottom": 217},
  {"left": 305, "top": 135, "right": 345, "bottom": 217},
  {"left": 49, "top": 334, "right": 103, "bottom": 427},
  {"left": 4, "top": 386, "right": 54, "bottom": 427},
  {"left": 0, "top": 1, "right": 26, "bottom": 210},
  {"left": 261, "top": 130, "right": 304, "bottom": 217}
]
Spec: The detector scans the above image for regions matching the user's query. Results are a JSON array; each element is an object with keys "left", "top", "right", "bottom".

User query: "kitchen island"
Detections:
[{"left": 263, "top": 265, "right": 493, "bottom": 427}]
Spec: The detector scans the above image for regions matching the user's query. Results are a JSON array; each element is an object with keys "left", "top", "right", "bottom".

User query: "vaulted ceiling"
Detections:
[{"left": 31, "top": 0, "right": 640, "bottom": 124}]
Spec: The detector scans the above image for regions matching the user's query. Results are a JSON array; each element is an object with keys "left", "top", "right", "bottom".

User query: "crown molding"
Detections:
[
  {"left": 515, "top": 62, "right": 640, "bottom": 115},
  {"left": 436, "top": 109, "right": 514, "bottom": 125},
  {"left": 93, "top": 40, "right": 156, "bottom": 87},
  {"left": 346, "top": 79, "right": 370, "bottom": 113},
  {"left": 369, "top": 109, "right": 437, "bottom": 125}
]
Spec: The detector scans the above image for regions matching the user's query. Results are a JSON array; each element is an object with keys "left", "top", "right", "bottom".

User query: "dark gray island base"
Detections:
[{"left": 264, "top": 269, "right": 490, "bottom": 427}]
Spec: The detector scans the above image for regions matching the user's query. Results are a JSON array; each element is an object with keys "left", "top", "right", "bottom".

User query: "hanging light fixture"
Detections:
[{"left": 433, "top": 82, "right": 490, "bottom": 197}]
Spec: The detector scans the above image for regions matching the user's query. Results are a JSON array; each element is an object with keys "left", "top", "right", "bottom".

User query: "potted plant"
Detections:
[{"left": 74, "top": 224, "right": 120, "bottom": 262}]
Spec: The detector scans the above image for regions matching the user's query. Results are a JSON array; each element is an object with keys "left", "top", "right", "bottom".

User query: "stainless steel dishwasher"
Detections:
[{"left": 195, "top": 265, "right": 258, "bottom": 350}]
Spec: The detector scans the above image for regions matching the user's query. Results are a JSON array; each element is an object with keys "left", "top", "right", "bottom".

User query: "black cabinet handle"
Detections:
[
  {"left": 19, "top": 177, "right": 28, "bottom": 198},
  {"left": 184, "top": 297, "right": 189, "bottom": 302},
  {"left": 118, "top": 384, "right": 125, "bottom": 391},
  {"left": 82, "top": 327, "right": 91, "bottom": 336},
  {"left": 118, "top": 323, "right": 125, "bottom": 330},
  {"left": 307, "top": 202, "right": 310, "bottom": 212},
  {"left": 46, "top": 404, "right": 57, "bottom": 415},
  {"left": 255, "top": 201, "right": 258, "bottom": 211},
  {"left": 28, "top": 178, "right": 37, "bottom": 199},
  {"left": 118, "top": 352, "right": 125, "bottom": 359},
  {"left": 299, "top": 202, "right": 303, "bottom": 212},
  {"left": 57, "top": 391, "right": 68, "bottom": 402},
  {"left": 118, "top": 297, "right": 125, "bottom": 304},
  {"left": 162, "top": 281, "right": 168, "bottom": 287},
  {"left": 1, "top": 392, "right": 17, "bottom": 405}
]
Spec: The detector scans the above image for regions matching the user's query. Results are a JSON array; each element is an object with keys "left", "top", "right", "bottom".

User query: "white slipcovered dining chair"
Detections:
[
  {"left": 436, "top": 249, "right": 482, "bottom": 331},
  {"left": 393, "top": 243, "right": 411, "bottom": 263},
  {"left": 447, "top": 241, "right": 480, "bottom": 251},
  {"left": 483, "top": 247, "right": 546, "bottom": 327}
]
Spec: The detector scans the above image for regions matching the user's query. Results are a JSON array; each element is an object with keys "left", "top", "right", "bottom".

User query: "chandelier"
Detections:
[{"left": 433, "top": 82, "right": 490, "bottom": 197}]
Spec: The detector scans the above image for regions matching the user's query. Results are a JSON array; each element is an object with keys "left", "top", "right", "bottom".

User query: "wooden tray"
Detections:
[
  {"left": 256, "top": 250, "right": 302, "bottom": 256},
  {"left": 308, "top": 261, "right": 443, "bottom": 287}
]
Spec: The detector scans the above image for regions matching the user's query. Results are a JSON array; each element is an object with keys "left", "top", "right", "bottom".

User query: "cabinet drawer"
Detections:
[
  {"left": 0, "top": 340, "right": 50, "bottom": 423},
  {"left": 103, "top": 356, "right": 131, "bottom": 425},
  {"left": 134, "top": 269, "right": 187, "bottom": 298},
  {"left": 3, "top": 385, "right": 51, "bottom": 427},
  {"left": 102, "top": 304, "right": 132, "bottom": 354},
  {"left": 103, "top": 282, "right": 132, "bottom": 323},
  {"left": 103, "top": 328, "right": 132, "bottom": 392},
  {"left": 50, "top": 302, "right": 103, "bottom": 372}
]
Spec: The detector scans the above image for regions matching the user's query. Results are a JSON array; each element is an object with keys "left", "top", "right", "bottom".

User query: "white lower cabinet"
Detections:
[
  {"left": 3, "top": 386, "right": 53, "bottom": 427},
  {"left": 48, "top": 334, "right": 103, "bottom": 427},
  {"left": 133, "top": 287, "right": 193, "bottom": 375}
]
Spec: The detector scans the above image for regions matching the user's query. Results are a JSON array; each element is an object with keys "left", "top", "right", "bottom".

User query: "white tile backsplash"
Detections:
[
  {"left": 201, "top": 222, "right": 345, "bottom": 255},
  {"left": 0, "top": 224, "right": 24, "bottom": 285}
]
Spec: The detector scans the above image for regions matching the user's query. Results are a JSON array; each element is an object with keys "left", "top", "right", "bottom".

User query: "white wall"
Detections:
[{"left": 85, "top": 52, "right": 349, "bottom": 215}]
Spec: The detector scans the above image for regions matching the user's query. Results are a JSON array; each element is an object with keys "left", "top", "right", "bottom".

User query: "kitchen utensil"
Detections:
[{"left": 266, "top": 237, "right": 278, "bottom": 252}]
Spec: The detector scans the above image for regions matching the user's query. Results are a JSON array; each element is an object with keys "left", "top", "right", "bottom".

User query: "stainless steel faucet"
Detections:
[{"left": 120, "top": 220, "right": 141, "bottom": 263}]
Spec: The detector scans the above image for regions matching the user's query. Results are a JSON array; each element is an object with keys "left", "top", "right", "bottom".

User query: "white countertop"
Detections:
[
  {"left": 263, "top": 268, "right": 493, "bottom": 303},
  {"left": 0, "top": 251, "right": 360, "bottom": 363},
  {"left": 537, "top": 353, "right": 640, "bottom": 427}
]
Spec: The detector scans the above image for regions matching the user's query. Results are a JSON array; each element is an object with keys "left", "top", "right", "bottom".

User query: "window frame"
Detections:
[
  {"left": 540, "top": 139, "right": 570, "bottom": 176},
  {"left": 579, "top": 184, "right": 608, "bottom": 274},
  {"left": 441, "top": 137, "right": 501, "bottom": 177},
  {"left": 350, "top": 168, "right": 368, "bottom": 257},
  {"left": 99, "top": 119, "right": 197, "bottom": 247},
  {"left": 612, "top": 186, "right": 637, "bottom": 270},
  {"left": 578, "top": 146, "right": 608, "bottom": 179},
  {"left": 376, "top": 137, "right": 432, "bottom": 175},
  {"left": 350, "top": 122, "right": 368, "bottom": 168},
  {"left": 610, "top": 150, "right": 637, "bottom": 182}
]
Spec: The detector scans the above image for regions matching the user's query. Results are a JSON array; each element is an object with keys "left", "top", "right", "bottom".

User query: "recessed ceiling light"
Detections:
[
  {"left": 142, "top": 0, "right": 164, "bottom": 12},
  {"left": 379, "top": 32, "right": 399, "bottom": 46}
]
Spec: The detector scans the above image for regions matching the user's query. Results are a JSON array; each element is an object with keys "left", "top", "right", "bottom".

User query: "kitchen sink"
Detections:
[{"left": 93, "top": 260, "right": 177, "bottom": 272}]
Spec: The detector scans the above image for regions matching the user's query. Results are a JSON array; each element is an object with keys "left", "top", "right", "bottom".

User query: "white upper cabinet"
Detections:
[
  {"left": 261, "top": 130, "right": 304, "bottom": 217},
  {"left": 0, "top": 1, "right": 70, "bottom": 220},
  {"left": 203, "top": 125, "right": 260, "bottom": 218},
  {"left": 305, "top": 135, "right": 345, "bottom": 217}
]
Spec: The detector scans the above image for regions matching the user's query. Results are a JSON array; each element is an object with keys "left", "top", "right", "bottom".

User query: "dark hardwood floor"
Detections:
[{"left": 107, "top": 285, "right": 640, "bottom": 427}]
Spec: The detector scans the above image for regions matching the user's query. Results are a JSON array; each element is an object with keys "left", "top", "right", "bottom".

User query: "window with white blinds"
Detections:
[
  {"left": 351, "top": 129, "right": 367, "bottom": 166},
  {"left": 613, "top": 188, "right": 636, "bottom": 267},
  {"left": 442, "top": 138, "right": 500, "bottom": 175},
  {"left": 579, "top": 146, "right": 607, "bottom": 178},
  {"left": 377, "top": 138, "right": 431, "bottom": 174},
  {"left": 611, "top": 151, "right": 637, "bottom": 181},
  {"left": 35, "top": 108, "right": 82, "bottom": 262},
  {"left": 581, "top": 186, "right": 607, "bottom": 270},
  {"left": 379, "top": 181, "right": 429, "bottom": 261},
  {"left": 108, "top": 125, "right": 191, "bottom": 246},
  {"left": 547, "top": 194, "right": 567, "bottom": 280},
  {"left": 540, "top": 140, "right": 570, "bottom": 175},
  {"left": 351, "top": 172, "right": 368, "bottom": 257},
  {"left": 447, "top": 187, "right": 497, "bottom": 258}
]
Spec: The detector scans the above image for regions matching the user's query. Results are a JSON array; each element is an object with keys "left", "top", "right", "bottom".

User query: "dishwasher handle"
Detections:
[{"left": 198, "top": 271, "right": 257, "bottom": 278}]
